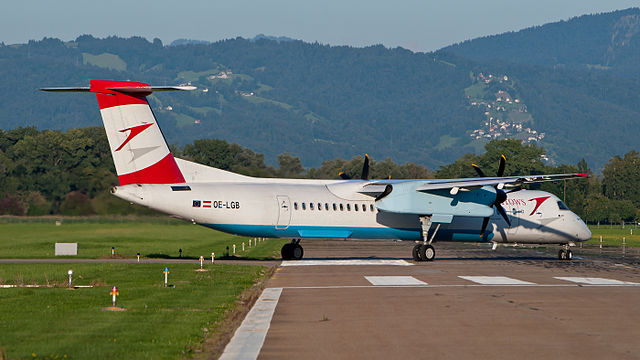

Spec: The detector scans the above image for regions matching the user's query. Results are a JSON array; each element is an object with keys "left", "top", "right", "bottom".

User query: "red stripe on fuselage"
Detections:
[{"left": 117, "top": 153, "right": 186, "bottom": 185}]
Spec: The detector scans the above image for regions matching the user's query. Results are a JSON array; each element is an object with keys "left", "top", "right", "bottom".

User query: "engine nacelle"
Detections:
[{"left": 375, "top": 182, "right": 496, "bottom": 218}]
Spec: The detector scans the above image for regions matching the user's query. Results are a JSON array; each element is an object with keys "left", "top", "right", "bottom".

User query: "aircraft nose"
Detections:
[{"left": 575, "top": 216, "right": 592, "bottom": 242}]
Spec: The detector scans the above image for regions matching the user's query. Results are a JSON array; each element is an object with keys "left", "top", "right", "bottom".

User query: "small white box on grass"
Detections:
[{"left": 55, "top": 243, "right": 78, "bottom": 256}]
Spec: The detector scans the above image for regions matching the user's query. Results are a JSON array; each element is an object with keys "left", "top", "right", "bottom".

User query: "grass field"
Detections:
[
  {"left": 587, "top": 224, "right": 640, "bottom": 247},
  {"left": 0, "top": 263, "right": 269, "bottom": 359},
  {"left": 0, "top": 218, "right": 288, "bottom": 260}
]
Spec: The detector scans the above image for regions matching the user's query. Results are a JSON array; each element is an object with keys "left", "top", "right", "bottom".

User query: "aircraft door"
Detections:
[{"left": 275, "top": 195, "right": 291, "bottom": 229}]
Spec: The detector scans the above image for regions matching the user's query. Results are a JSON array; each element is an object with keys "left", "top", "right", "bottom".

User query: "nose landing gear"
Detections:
[
  {"left": 558, "top": 244, "right": 573, "bottom": 261},
  {"left": 282, "top": 239, "right": 304, "bottom": 260}
]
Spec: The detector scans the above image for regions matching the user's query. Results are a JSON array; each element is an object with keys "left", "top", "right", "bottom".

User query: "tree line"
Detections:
[{"left": 0, "top": 127, "right": 638, "bottom": 224}]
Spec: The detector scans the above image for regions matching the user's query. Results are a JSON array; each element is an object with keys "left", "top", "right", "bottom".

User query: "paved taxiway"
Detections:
[{"left": 223, "top": 240, "right": 640, "bottom": 360}]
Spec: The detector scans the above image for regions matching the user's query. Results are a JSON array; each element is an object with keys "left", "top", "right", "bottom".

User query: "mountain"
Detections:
[
  {"left": 442, "top": 8, "right": 640, "bottom": 77},
  {"left": 0, "top": 9, "right": 639, "bottom": 170}
]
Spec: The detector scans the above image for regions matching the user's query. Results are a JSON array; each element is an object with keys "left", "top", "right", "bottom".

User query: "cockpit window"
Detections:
[{"left": 557, "top": 201, "right": 569, "bottom": 210}]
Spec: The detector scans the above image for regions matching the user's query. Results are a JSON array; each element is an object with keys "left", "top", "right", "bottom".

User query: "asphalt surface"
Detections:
[{"left": 253, "top": 240, "right": 640, "bottom": 360}]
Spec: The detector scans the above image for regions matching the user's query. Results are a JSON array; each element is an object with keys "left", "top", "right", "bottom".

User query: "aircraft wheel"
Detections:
[
  {"left": 281, "top": 243, "right": 293, "bottom": 260},
  {"left": 292, "top": 243, "right": 304, "bottom": 260},
  {"left": 419, "top": 244, "right": 436, "bottom": 262},
  {"left": 558, "top": 249, "right": 566, "bottom": 260},
  {"left": 566, "top": 249, "right": 573, "bottom": 260},
  {"left": 412, "top": 244, "right": 421, "bottom": 261}
]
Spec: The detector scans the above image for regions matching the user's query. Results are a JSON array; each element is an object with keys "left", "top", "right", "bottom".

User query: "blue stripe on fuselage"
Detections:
[{"left": 202, "top": 223, "right": 494, "bottom": 242}]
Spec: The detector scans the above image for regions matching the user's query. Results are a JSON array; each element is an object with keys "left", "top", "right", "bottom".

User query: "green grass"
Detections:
[
  {"left": 0, "top": 220, "right": 288, "bottom": 260},
  {"left": 242, "top": 95, "right": 292, "bottom": 110},
  {"left": 82, "top": 53, "right": 127, "bottom": 71},
  {"left": 588, "top": 224, "right": 640, "bottom": 247},
  {"left": 0, "top": 263, "right": 268, "bottom": 359},
  {"left": 176, "top": 68, "right": 221, "bottom": 83}
]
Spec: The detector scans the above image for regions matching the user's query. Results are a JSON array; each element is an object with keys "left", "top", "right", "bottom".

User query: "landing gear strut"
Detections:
[
  {"left": 281, "top": 239, "right": 304, "bottom": 260},
  {"left": 558, "top": 244, "right": 573, "bottom": 261},
  {"left": 413, "top": 216, "right": 440, "bottom": 262}
]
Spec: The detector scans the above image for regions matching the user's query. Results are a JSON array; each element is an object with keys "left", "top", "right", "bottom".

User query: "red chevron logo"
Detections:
[
  {"left": 115, "top": 123, "right": 154, "bottom": 151},
  {"left": 528, "top": 196, "right": 551, "bottom": 216}
]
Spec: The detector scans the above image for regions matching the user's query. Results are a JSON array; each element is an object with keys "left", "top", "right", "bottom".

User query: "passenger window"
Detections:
[
  {"left": 318, "top": 202, "right": 321, "bottom": 211},
  {"left": 355, "top": 204, "right": 358, "bottom": 211},
  {"left": 325, "top": 203, "right": 329, "bottom": 210},
  {"left": 340, "top": 203, "right": 344, "bottom": 211},
  {"left": 294, "top": 202, "right": 298, "bottom": 210},
  {"left": 302, "top": 203, "right": 306, "bottom": 210},
  {"left": 362, "top": 204, "right": 366, "bottom": 212},
  {"left": 347, "top": 204, "right": 351, "bottom": 211},
  {"left": 333, "top": 203, "right": 337, "bottom": 211},
  {"left": 310, "top": 202, "right": 314, "bottom": 210},
  {"left": 370, "top": 204, "right": 374, "bottom": 212}
]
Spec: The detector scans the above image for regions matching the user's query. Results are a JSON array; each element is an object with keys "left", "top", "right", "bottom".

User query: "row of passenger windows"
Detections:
[{"left": 294, "top": 202, "right": 375, "bottom": 212}]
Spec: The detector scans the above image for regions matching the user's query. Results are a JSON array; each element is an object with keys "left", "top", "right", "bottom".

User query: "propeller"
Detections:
[
  {"left": 339, "top": 154, "right": 370, "bottom": 180},
  {"left": 473, "top": 155, "right": 511, "bottom": 236}
]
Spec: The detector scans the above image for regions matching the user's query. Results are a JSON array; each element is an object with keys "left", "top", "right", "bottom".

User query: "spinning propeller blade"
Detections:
[{"left": 474, "top": 155, "right": 512, "bottom": 235}]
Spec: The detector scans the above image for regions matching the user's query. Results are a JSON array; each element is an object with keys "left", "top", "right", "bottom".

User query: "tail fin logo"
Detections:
[{"left": 115, "top": 123, "right": 154, "bottom": 151}]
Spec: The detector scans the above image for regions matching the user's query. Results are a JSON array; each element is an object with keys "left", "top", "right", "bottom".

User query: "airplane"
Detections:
[{"left": 41, "top": 80, "right": 592, "bottom": 262}]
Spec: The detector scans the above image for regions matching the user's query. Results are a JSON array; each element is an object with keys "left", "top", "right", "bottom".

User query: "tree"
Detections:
[{"left": 603, "top": 150, "right": 640, "bottom": 207}]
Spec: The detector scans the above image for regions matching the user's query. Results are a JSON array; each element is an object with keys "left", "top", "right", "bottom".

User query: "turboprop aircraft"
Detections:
[{"left": 41, "top": 80, "right": 591, "bottom": 262}]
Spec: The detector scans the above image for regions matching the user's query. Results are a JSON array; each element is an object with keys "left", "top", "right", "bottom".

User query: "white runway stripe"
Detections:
[
  {"left": 281, "top": 259, "right": 413, "bottom": 266},
  {"left": 219, "top": 287, "right": 282, "bottom": 360},
  {"left": 554, "top": 277, "right": 640, "bottom": 285},
  {"left": 365, "top": 276, "right": 428, "bottom": 286},
  {"left": 459, "top": 276, "right": 535, "bottom": 285}
]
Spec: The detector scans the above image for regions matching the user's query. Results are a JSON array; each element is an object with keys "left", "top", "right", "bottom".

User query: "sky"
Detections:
[{"left": 2, "top": 0, "right": 639, "bottom": 52}]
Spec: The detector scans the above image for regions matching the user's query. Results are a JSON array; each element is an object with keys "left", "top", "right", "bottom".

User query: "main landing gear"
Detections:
[
  {"left": 281, "top": 239, "right": 304, "bottom": 260},
  {"left": 413, "top": 216, "right": 440, "bottom": 262},
  {"left": 558, "top": 244, "right": 573, "bottom": 261}
]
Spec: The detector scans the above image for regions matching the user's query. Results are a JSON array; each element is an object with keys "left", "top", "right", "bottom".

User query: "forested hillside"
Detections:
[
  {"left": 443, "top": 8, "right": 640, "bottom": 76},
  {"left": 1, "top": 9, "right": 639, "bottom": 170}
]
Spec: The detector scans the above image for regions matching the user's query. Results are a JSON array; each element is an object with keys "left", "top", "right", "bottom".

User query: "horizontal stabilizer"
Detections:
[
  {"left": 40, "top": 87, "right": 90, "bottom": 92},
  {"left": 40, "top": 85, "right": 196, "bottom": 95}
]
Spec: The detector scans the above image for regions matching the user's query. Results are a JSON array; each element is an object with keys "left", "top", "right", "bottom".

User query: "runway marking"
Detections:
[
  {"left": 281, "top": 259, "right": 413, "bottom": 267},
  {"left": 219, "top": 287, "right": 282, "bottom": 360},
  {"left": 458, "top": 276, "right": 535, "bottom": 285},
  {"left": 554, "top": 277, "right": 640, "bottom": 286},
  {"left": 365, "top": 276, "right": 427, "bottom": 286}
]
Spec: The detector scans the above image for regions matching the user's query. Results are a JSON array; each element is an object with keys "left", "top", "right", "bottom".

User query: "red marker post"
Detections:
[{"left": 110, "top": 286, "right": 119, "bottom": 307}]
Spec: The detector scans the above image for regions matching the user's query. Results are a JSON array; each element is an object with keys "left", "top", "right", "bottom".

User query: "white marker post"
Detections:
[
  {"left": 137, "top": 252, "right": 140, "bottom": 263},
  {"left": 211, "top": 252, "right": 215, "bottom": 264},
  {"left": 623, "top": 237, "right": 626, "bottom": 256},
  {"left": 248, "top": 239, "right": 251, "bottom": 248},
  {"left": 242, "top": 242, "right": 245, "bottom": 252},
  {"left": 68, "top": 269, "right": 73, "bottom": 289},
  {"left": 254, "top": 238, "right": 257, "bottom": 247},
  {"left": 111, "top": 247, "right": 115, "bottom": 257},
  {"left": 200, "top": 256, "right": 204, "bottom": 270},
  {"left": 163, "top": 267, "right": 170, "bottom": 287},
  {"left": 110, "top": 286, "right": 119, "bottom": 307},
  {"left": 600, "top": 235, "right": 603, "bottom": 249},
  {"left": 233, "top": 244, "right": 236, "bottom": 256}
]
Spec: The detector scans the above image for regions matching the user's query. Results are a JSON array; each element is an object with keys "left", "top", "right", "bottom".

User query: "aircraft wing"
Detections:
[{"left": 359, "top": 173, "right": 588, "bottom": 197}]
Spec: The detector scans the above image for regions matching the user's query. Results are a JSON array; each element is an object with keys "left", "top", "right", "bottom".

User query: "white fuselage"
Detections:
[{"left": 113, "top": 175, "right": 592, "bottom": 245}]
